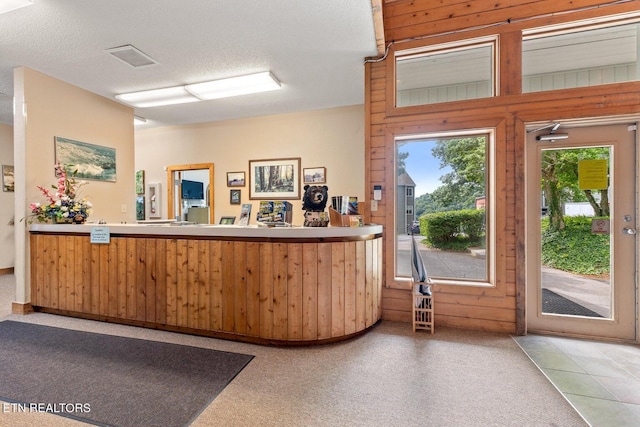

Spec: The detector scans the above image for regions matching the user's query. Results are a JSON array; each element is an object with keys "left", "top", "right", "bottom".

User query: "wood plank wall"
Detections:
[
  {"left": 30, "top": 234, "right": 382, "bottom": 343},
  {"left": 370, "top": 0, "right": 640, "bottom": 333}
]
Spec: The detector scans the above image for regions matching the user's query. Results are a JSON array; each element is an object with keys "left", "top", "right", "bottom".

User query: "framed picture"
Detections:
[
  {"left": 54, "top": 136, "right": 116, "bottom": 182},
  {"left": 2, "top": 165, "right": 14, "bottom": 192},
  {"left": 227, "top": 171, "right": 245, "bottom": 187},
  {"left": 219, "top": 216, "right": 236, "bottom": 225},
  {"left": 230, "top": 189, "right": 241, "bottom": 205},
  {"left": 249, "top": 157, "right": 300, "bottom": 200},
  {"left": 136, "top": 196, "right": 145, "bottom": 220},
  {"left": 303, "top": 167, "right": 326, "bottom": 184},
  {"left": 135, "top": 170, "right": 145, "bottom": 194}
]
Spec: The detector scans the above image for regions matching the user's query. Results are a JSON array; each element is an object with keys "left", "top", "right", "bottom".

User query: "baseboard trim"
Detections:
[
  {"left": 12, "top": 302, "right": 34, "bottom": 314},
  {"left": 0, "top": 267, "right": 14, "bottom": 276}
]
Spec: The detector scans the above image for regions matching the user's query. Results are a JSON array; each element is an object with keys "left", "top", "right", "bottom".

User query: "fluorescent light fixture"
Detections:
[
  {"left": 115, "top": 71, "right": 281, "bottom": 108},
  {"left": 185, "top": 72, "right": 281, "bottom": 100},
  {"left": 0, "top": 0, "right": 33, "bottom": 14},
  {"left": 134, "top": 115, "right": 147, "bottom": 125},
  {"left": 536, "top": 133, "right": 569, "bottom": 141},
  {"left": 115, "top": 86, "right": 199, "bottom": 108}
]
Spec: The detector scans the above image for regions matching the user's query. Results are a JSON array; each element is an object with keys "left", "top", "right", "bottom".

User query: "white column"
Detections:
[{"left": 12, "top": 67, "right": 28, "bottom": 307}]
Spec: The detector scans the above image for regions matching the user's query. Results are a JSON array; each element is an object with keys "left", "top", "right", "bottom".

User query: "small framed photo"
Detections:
[
  {"left": 219, "top": 216, "right": 236, "bottom": 225},
  {"left": 303, "top": 167, "right": 326, "bottom": 184},
  {"left": 230, "top": 189, "right": 241, "bottom": 205},
  {"left": 227, "top": 171, "right": 245, "bottom": 187},
  {"left": 2, "top": 165, "right": 14, "bottom": 192},
  {"left": 136, "top": 196, "right": 145, "bottom": 220}
]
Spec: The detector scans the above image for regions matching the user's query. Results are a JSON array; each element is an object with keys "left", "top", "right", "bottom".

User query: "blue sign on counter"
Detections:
[{"left": 90, "top": 227, "right": 110, "bottom": 244}]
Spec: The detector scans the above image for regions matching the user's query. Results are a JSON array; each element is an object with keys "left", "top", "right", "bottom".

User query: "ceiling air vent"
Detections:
[{"left": 105, "top": 45, "right": 158, "bottom": 68}]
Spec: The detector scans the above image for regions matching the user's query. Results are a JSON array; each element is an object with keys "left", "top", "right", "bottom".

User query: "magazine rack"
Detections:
[
  {"left": 328, "top": 207, "right": 362, "bottom": 227},
  {"left": 413, "top": 283, "right": 434, "bottom": 334}
]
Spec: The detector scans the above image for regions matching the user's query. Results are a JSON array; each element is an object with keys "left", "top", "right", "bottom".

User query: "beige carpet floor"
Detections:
[{"left": 0, "top": 274, "right": 586, "bottom": 426}]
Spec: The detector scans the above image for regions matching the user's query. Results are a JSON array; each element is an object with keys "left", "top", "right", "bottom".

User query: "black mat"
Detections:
[
  {"left": 0, "top": 321, "right": 253, "bottom": 427},
  {"left": 542, "top": 289, "right": 603, "bottom": 317}
]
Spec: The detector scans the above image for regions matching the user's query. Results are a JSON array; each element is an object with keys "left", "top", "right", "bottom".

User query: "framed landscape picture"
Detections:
[
  {"left": 135, "top": 170, "right": 145, "bottom": 194},
  {"left": 227, "top": 171, "right": 245, "bottom": 187},
  {"left": 54, "top": 136, "right": 116, "bottom": 182},
  {"left": 303, "top": 166, "right": 326, "bottom": 184},
  {"left": 249, "top": 157, "right": 300, "bottom": 200}
]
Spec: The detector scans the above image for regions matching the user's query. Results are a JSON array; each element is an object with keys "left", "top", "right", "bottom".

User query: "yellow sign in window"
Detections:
[{"left": 578, "top": 159, "right": 608, "bottom": 190}]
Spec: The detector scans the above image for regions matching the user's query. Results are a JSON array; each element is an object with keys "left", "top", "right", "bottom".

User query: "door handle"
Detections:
[{"left": 622, "top": 227, "right": 636, "bottom": 235}]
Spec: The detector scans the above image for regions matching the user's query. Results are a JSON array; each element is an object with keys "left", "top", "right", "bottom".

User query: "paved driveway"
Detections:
[{"left": 397, "top": 235, "right": 485, "bottom": 280}]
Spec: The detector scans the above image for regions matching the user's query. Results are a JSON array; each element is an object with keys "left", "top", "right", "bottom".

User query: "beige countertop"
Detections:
[{"left": 30, "top": 222, "right": 383, "bottom": 240}]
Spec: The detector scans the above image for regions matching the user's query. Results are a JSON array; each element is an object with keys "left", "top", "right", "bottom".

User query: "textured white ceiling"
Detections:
[{"left": 0, "top": 0, "right": 378, "bottom": 128}]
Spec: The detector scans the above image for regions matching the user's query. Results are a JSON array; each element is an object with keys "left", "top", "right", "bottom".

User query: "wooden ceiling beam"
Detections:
[{"left": 371, "top": 0, "right": 386, "bottom": 56}]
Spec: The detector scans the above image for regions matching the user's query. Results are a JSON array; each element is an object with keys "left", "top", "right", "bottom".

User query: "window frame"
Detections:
[
  {"left": 393, "top": 128, "right": 496, "bottom": 289},
  {"left": 406, "top": 187, "right": 413, "bottom": 197},
  {"left": 392, "top": 36, "right": 499, "bottom": 110}
]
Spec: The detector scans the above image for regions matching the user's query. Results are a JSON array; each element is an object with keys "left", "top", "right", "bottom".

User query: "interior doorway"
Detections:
[
  {"left": 525, "top": 121, "right": 638, "bottom": 341},
  {"left": 166, "top": 163, "right": 214, "bottom": 224}
]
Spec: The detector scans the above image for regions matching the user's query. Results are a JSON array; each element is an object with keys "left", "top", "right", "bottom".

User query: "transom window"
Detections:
[
  {"left": 395, "top": 38, "right": 496, "bottom": 107},
  {"left": 523, "top": 21, "right": 640, "bottom": 92}
]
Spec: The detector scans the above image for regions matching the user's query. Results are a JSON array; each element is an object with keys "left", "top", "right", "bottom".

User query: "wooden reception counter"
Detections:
[{"left": 29, "top": 223, "right": 383, "bottom": 345}]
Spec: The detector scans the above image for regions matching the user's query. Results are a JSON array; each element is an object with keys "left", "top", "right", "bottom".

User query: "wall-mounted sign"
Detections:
[
  {"left": 591, "top": 219, "right": 610, "bottom": 234},
  {"left": 578, "top": 159, "right": 608, "bottom": 190},
  {"left": 90, "top": 226, "right": 110, "bottom": 244}
]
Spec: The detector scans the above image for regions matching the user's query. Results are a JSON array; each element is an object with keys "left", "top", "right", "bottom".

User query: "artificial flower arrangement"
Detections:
[{"left": 29, "top": 163, "right": 92, "bottom": 224}]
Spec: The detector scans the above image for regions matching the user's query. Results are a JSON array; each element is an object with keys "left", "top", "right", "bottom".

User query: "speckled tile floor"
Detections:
[{"left": 514, "top": 334, "right": 640, "bottom": 427}]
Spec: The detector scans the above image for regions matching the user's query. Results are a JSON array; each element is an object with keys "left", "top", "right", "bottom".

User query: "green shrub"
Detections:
[
  {"left": 421, "top": 210, "right": 485, "bottom": 251},
  {"left": 541, "top": 216, "right": 609, "bottom": 275}
]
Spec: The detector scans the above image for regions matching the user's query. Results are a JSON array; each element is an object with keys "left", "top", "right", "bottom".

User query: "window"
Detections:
[
  {"left": 395, "top": 38, "right": 496, "bottom": 107},
  {"left": 523, "top": 21, "right": 640, "bottom": 92},
  {"left": 406, "top": 187, "right": 413, "bottom": 197},
  {"left": 395, "top": 130, "right": 494, "bottom": 286},
  {"left": 406, "top": 206, "right": 414, "bottom": 215}
]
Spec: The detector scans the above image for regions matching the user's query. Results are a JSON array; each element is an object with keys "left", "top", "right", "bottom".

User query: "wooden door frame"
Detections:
[
  {"left": 166, "top": 163, "right": 214, "bottom": 224},
  {"left": 524, "top": 120, "right": 638, "bottom": 342}
]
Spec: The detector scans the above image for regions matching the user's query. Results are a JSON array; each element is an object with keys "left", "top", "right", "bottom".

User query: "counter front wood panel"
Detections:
[{"left": 30, "top": 231, "right": 382, "bottom": 344}]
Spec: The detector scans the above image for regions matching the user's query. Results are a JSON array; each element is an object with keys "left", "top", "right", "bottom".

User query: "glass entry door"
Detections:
[{"left": 526, "top": 123, "right": 637, "bottom": 341}]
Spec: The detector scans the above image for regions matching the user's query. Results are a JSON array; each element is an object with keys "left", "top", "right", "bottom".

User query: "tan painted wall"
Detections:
[
  {"left": 18, "top": 67, "right": 135, "bottom": 224},
  {"left": 135, "top": 105, "right": 365, "bottom": 225},
  {"left": 0, "top": 123, "right": 13, "bottom": 269}
]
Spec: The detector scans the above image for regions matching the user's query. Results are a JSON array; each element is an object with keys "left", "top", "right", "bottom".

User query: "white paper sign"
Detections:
[{"left": 90, "top": 226, "right": 111, "bottom": 244}]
